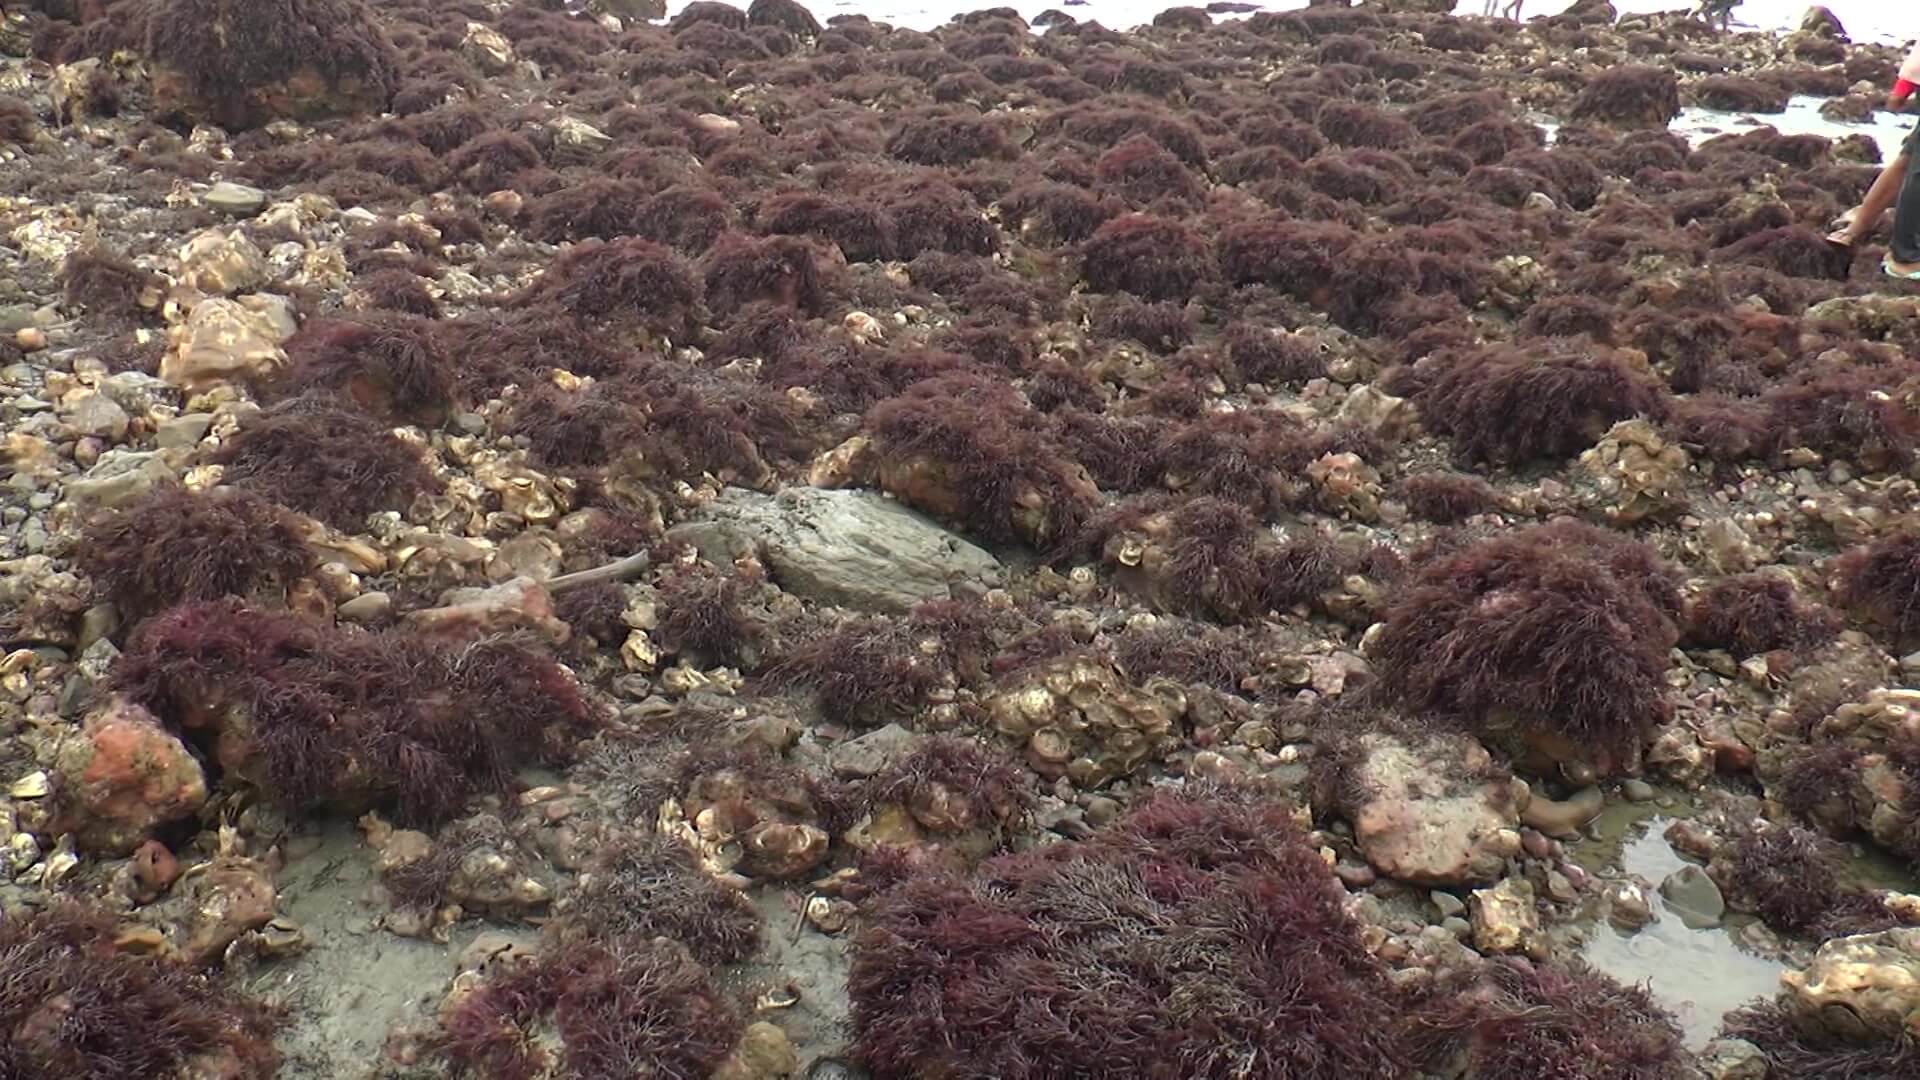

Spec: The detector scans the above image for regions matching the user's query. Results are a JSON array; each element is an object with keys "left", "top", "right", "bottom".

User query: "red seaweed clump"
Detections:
[
  {"left": 75, "top": 484, "right": 312, "bottom": 620},
  {"left": 439, "top": 936, "right": 741, "bottom": 1080},
  {"left": 1372, "top": 521, "right": 1682, "bottom": 769},
  {"left": 1683, "top": 572, "right": 1840, "bottom": 658},
  {"left": 849, "top": 792, "right": 1405, "bottom": 1079},
  {"left": 213, "top": 394, "right": 440, "bottom": 532},
  {"left": 1831, "top": 531, "right": 1920, "bottom": 648},
  {"left": 113, "top": 600, "right": 598, "bottom": 824},
  {"left": 1405, "top": 958, "right": 1690, "bottom": 1080},
  {"left": 1409, "top": 343, "right": 1670, "bottom": 464},
  {"left": 0, "top": 902, "right": 280, "bottom": 1079}
]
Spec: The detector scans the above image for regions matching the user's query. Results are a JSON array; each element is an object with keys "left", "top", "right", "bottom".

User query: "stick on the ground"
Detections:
[{"left": 545, "top": 551, "right": 650, "bottom": 594}]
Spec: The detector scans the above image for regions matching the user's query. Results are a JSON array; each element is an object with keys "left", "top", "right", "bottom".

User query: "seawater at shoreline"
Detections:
[{"left": 661, "top": 0, "right": 1907, "bottom": 41}]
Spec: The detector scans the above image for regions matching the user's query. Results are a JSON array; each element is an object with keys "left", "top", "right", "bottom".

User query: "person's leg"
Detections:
[
  {"left": 1884, "top": 129, "right": 1920, "bottom": 270},
  {"left": 1834, "top": 153, "right": 1910, "bottom": 245}
]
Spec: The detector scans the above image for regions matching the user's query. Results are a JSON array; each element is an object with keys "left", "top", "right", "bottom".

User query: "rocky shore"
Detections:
[{"left": 2, "top": 0, "right": 1920, "bottom": 1077}]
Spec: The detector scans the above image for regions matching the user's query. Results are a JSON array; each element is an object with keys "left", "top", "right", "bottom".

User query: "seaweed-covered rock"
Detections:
[{"left": 135, "top": 0, "right": 401, "bottom": 129}]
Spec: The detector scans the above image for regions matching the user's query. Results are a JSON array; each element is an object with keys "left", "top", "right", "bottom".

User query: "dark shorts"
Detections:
[{"left": 1905, "top": 121, "right": 1920, "bottom": 158}]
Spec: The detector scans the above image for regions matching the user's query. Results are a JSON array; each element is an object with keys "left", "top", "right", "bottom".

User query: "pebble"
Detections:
[
  {"left": 156, "top": 413, "right": 216, "bottom": 449},
  {"left": 1430, "top": 890, "right": 1466, "bottom": 918},
  {"left": 1659, "top": 865, "right": 1726, "bottom": 929},
  {"left": 204, "top": 181, "right": 268, "bottom": 216},
  {"left": 14, "top": 327, "right": 46, "bottom": 352},
  {"left": 1440, "top": 916, "right": 1472, "bottom": 940},
  {"left": 1621, "top": 779, "right": 1656, "bottom": 802},
  {"left": 1901, "top": 651, "right": 1920, "bottom": 680},
  {"left": 336, "top": 592, "right": 393, "bottom": 624}
]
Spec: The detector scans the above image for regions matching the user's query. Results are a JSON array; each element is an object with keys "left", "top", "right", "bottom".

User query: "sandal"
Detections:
[{"left": 1883, "top": 254, "right": 1920, "bottom": 280}]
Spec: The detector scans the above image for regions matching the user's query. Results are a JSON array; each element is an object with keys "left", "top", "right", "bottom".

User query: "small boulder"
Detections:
[
  {"left": 53, "top": 696, "right": 208, "bottom": 854},
  {"left": 1343, "top": 732, "right": 1523, "bottom": 887},
  {"left": 161, "top": 294, "right": 297, "bottom": 392},
  {"left": 1659, "top": 865, "right": 1726, "bottom": 929},
  {"left": 669, "top": 486, "right": 1001, "bottom": 614},
  {"left": 1781, "top": 927, "right": 1920, "bottom": 1040}
]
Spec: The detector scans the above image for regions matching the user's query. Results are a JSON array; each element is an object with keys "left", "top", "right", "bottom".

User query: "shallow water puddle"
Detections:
[
  {"left": 1674, "top": 95, "right": 1914, "bottom": 155},
  {"left": 1573, "top": 813, "right": 1785, "bottom": 1048}
]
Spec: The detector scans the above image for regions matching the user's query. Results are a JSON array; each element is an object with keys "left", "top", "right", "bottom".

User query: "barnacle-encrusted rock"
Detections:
[
  {"left": 1781, "top": 927, "right": 1920, "bottom": 1040},
  {"left": 1342, "top": 732, "right": 1523, "bottom": 887},
  {"left": 1471, "top": 876, "right": 1541, "bottom": 955},
  {"left": 52, "top": 696, "right": 207, "bottom": 855},
  {"left": 177, "top": 229, "right": 269, "bottom": 296},
  {"left": 1308, "top": 451, "right": 1382, "bottom": 521},
  {"left": 1578, "top": 419, "right": 1692, "bottom": 524},
  {"left": 160, "top": 295, "right": 297, "bottom": 392},
  {"left": 461, "top": 22, "right": 516, "bottom": 75},
  {"left": 677, "top": 761, "right": 830, "bottom": 881},
  {"left": 184, "top": 855, "right": 279, "bottom": 964},
  {"left": 986, "top": 656, "right": 1185, "bottom": 787}
]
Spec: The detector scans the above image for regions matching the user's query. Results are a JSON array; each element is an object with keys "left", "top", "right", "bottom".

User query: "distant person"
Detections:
[
  {"left": 1480, "top": 0, "right": 1521, "bottom": 19},
  {"left": 1694, "top": 0, "right": 1738, "bottom": 32},
  {"left": 1828, "top": 42, "right": 1920, "bottom": 255}
]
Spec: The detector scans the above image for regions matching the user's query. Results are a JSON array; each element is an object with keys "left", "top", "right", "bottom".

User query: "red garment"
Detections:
[{"left": 1898, "top": 77, "right": 1919, "bottom": 100}]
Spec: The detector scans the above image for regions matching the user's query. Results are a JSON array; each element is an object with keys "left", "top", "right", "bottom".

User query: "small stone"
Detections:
[
  {"left": 1441, "top": 916, "right": 1472, "bottom": 940},
  {"left": 1470, "top": 877, "right": 1539, "bottom": 954},
  {"left": 1083, "top": 795, "right": 1120, "bottom": 827},
  {"left": 1545, "top": 870, "right": 1578, "bottom": 904},
  {"left": 1430, "top": 890, "right": 1466, "bottom": 918},
  {"left": 462, "top": 22, "right": 516, "bottom": 74},
  {"left": 1604, "top": 880, "right": 1657, "bottom": 932},
  {"left": 336, "top": 592, "right": 393, "bottom": 624},
  {"left": 1659, "top": 865, "right": 1726, "bottom": 929},
  {"left": 205, "top": 182, "right": 268, "bottom": 217},
  {"left": 1699, "top": 1037, "right": 1768, "bottom": 1080},
  {"left": 1621, "top": 779, "right": 1656, "bottom": 802},
  {"left": 712, "top": 1021, "right": 797, "bottom": 1080},
  {"left": 160, "top": 294, "right": 297, "bottom": 392},
  {"left": 155, "top": 413, "right": 216, "bottom": 449},
  {"left": 828, "top": 724, "right": 916, "bottom": 780},
  {"left": 185, "top": 858, "right": 278, "bottom": 963},
  {"left": 67, "top": 393, "right": 130, "bottom": 442},
  {"left": 14, "top": 327, "right": 47, "bottom": 352},
  {"left": 9, "top": 771, "right": 50, "bottom": 798}
]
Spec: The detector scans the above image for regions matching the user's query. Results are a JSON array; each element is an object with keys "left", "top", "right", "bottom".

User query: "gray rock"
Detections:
[
  {"left": 1430, "top": 890, "right": 1466, "bottom": 918},
  {"left": 1699, "top": 1037, "right": 1767, "bottom": 1080},
  {"left": 205, "top": 182, "right": 268, "bottom": 217},
  {"left": 156, "top": 413, "right": 215, "bottom": 449},
  {"left": 1659, "top": 864, "right": 1726, "bottom": 929},
  {"left": 669, "top": 486, "right": 1000, "bottom": 613},
  {"left": 1621, "top": 778, "right": 1656, "bottom": 802},
  {"left": 64, "top": 452, "right": 174, "bottom": 509},
  {"left": 829, "top": 723, "right": 917, "bottom": 779},
  {"left": 67, "top": 392, "right": 130, "bottom": 442}
]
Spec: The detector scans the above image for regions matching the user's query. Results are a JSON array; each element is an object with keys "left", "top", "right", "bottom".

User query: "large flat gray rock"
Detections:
[{"left": 669, "top": 487, "right": 1000, "bottom": 613}]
